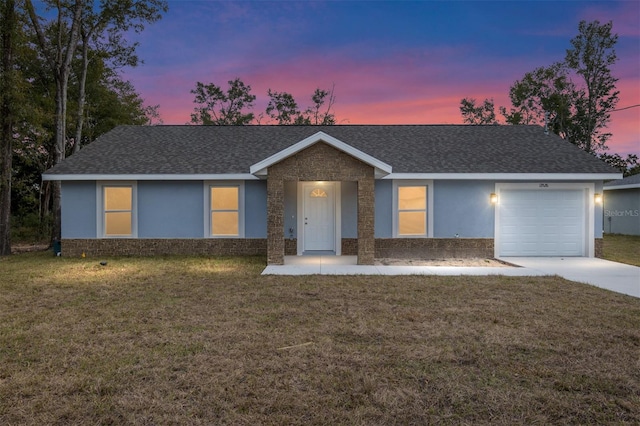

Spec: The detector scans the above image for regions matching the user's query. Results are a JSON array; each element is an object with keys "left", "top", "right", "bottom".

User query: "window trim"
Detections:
[
  {"left": 204, "top": 181, "right": 245, "bottom": 238},
  {"left": 96, "top": 181, "right": 138, "bottom": 238},
  {"left": 392, "top": 180, "right": 433, "bottom": 238}
]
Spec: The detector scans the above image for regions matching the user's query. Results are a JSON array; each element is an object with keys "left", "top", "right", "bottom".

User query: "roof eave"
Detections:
[
  {"left": 604, "top": 183, "right": 640, "bottom": 190},
  {"left": 41, "top": 173, "right": 260, "bottom": 181},
  {"left": 43, "top": 172, "right": 622, "bottom": 182},
  {"left": 384, "top": 173, "right": 622, "bottom": 180}
]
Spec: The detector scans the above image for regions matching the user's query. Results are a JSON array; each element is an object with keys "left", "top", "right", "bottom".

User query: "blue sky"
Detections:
[{"left": 122, "top": 0, "right": 639, "bottom": 155}]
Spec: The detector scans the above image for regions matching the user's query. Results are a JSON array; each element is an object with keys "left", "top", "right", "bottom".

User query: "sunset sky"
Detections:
[{"left": 122, "top": 0, "right": 640, "bottom": 155}]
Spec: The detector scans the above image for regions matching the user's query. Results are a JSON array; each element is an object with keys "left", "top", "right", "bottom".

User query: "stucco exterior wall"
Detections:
[
  {"left": 61, "top": 180, "right": 267, "bottom": 239},
  {"left": 245, "top": 180, "right": 268, "bottom": 238},
  {"left": 341, "top": 181, "right": 358, "bottom": 239},
  {"left": 594, "top": 181, "right": 604, "bottom": 239},
  {"left": 61, "top": 177, "right": 606, "bottom": 259},
  {"left": 61, "top": 181, "right": 96, "bottom": 238},
  {"left": 374, "top": 180, "right": 393, "bottom": 238},
  {"left": 604, "top": 188, "right": 640, "bottom": 235},
  {"left": 433, "top": 180, "right": 495, "bottom": 238},
  {"left": 138, "top": 181, "right": 203, "bottom": 238},
  {"left": 283, "top": 181, "right": 298, "bottom": 239}
]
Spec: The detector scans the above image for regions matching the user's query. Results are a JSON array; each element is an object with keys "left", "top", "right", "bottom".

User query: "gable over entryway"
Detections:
[{"left": 255, "top": 132, "right": 391, "bottom": 265}]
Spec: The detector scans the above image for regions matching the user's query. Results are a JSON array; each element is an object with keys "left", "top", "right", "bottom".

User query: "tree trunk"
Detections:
[
  {"left": 73, "top": 35, "right": 89, "bottom": 154},
  {"left": 25, "top": 0, "right": 85, "bottom": 242},
  {"left": 51, "top": 66, "right": 72, "bottom": 242},
  {"left": 0, "top": 0, "right": 16, "bottom": 255}
]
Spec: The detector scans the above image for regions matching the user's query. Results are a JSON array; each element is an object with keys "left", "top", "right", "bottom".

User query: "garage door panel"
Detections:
[{"left": 498, "top": 189, "right": 585, "bottom": 257}]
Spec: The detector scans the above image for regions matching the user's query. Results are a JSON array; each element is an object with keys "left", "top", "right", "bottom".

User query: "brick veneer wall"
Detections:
[
  {"left": 284, "top": 239, "right": 297, "bottom": 256},
  {"left": 376, "top": 238, "right": 495, "bottom": 259},
  {"left": 283, "top": 238, "right": 492, "bottom": 259},
  {"left": 267, "top": 142, "right": 375, "bottom": 265},
  {"left": 61, "top": 239, "right": 267, "bottom": 257},
  {"left": 594, "top": 238, "right": 603, "bottom": 258},
  {"left": 285, "top": 239, "right": 358, "bottom": 256},
  {"left": 341, "top": 238, "right": 358, "bottom": 256},
  {"left": 61, "top": 237, "right": 600, "bottom": 259}
]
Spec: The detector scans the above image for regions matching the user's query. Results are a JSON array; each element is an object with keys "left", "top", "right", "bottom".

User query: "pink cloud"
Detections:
[{"left": 131, "top": 32, "right": 637, "bottom": 155}]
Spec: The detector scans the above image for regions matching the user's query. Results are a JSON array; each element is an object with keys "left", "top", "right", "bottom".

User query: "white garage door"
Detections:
[{"left": 498, "top": 189, "right": 585, "bottom": 256}]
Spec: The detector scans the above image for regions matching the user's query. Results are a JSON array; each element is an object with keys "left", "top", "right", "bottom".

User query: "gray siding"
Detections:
[
  {"left": 604, "top": 188, "right": 640, "bottom": 235},
  {"left": 138, "top": 181, "right": 203, "bottom": 238},
  {"left": 433, "top": 180, "right": 495, "bottom": 238},
  {"left": 61, "top": 181, "right": 96, "bottom": 238}
]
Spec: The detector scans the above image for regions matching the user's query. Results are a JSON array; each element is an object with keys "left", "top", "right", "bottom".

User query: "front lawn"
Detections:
[
  {"left": 603, "top": 233, "right": 640, "bottom": 266},
  {"left": 1, "top": 253, "right": 639, "bottom": 425}
]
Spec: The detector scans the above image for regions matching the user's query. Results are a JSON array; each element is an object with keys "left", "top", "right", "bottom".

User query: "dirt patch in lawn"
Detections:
[
  {"left": 10, "top": 243, "right": 49, "bottom": 254},
  {"left": 375, "top": 257, "right": 512, "bottom": 267}
]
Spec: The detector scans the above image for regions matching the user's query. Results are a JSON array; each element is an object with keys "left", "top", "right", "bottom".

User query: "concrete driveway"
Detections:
[
  {"left": 263, "top": 255, "right": 640, "bottom": 299},
  {"left": 503, "top": 257, "right": 640, "bottom": 298}
]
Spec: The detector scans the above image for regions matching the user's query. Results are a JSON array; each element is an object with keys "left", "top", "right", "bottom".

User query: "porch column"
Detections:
[
  {"left": 267, "top": 176, "right": 285, "bottom": 265},
  {"left": 357, "top": 177, "right": 375, "bottom": 265}
]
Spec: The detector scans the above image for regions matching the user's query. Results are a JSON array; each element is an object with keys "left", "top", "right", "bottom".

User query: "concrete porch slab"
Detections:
[{"left": 261, "top": 255, "right": 548, "bottom": 277}]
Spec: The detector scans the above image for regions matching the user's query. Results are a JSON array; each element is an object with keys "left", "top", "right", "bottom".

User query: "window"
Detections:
[
  {"left": 310, "top": 188, "right": 327, "bottom": 198},
  {"left": 398, "top": 186, "right": 426, "bottom": 235},
  {"left": 98, "top": 183, "right": 136, "bottom": 238},
  {"left": 207, "top": 183, "right": 244, "bottom": 237},
  {"left": 393, "top": 181, "right": 431, "bottom": 237}
]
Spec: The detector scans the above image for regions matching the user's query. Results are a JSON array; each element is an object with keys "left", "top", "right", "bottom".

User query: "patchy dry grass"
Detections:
[
  {"left": 603, "top": 234, "right": 640, "bottom": 267},
  {"left": 1, "top": 253, "right": 639, "bottom": 425}
]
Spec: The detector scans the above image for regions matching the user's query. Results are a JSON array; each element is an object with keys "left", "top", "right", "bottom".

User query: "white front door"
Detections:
[{"left": 303, "top": 182, "right": 336, "bottom": 252}]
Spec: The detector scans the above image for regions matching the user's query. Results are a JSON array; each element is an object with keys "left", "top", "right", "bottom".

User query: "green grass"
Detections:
[
  {"left": 1, "top": 253, "right": 639, "bottom": 425},
  {"left": 603, "top": 234, "right": 640, "bottom": 266}
]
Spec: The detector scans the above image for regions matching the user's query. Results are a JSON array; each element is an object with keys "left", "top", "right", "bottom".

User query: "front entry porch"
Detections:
[{"left": 265, "top": 141, "right": 378, "bottom": 265}]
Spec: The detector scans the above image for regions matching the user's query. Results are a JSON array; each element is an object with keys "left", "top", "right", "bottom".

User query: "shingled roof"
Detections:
[
  {"left": 43, "top": 124, "right": 619, "bottom": 177},
  {"left": 604, "top": 173, "right": 640, "bottom": 189}
]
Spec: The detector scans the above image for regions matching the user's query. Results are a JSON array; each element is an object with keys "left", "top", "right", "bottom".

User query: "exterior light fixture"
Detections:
[
  {"left": 490, "top": 193, "right": 498, "bottom": 204},
  {"left": 594, "top": 193, "right": 602, "bottom": 204}
]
